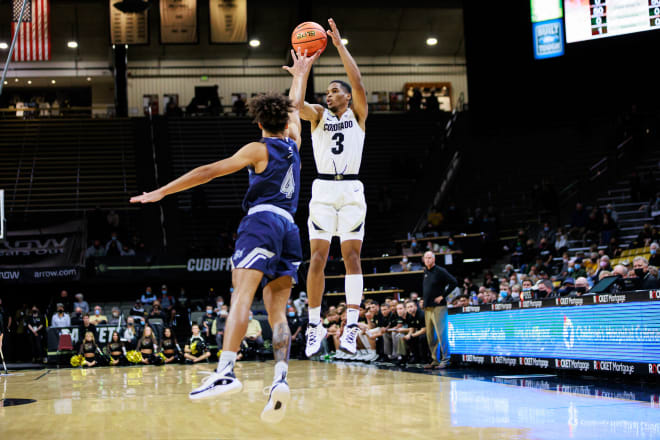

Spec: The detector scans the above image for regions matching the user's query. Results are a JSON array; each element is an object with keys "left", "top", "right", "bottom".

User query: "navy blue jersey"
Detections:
[{"left": 242, "top": 137, "right": 300, "bottom": 215}]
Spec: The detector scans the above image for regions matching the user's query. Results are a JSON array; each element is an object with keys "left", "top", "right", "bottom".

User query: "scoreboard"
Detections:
[{"left": 565, "top": 0, "right": 660, "bottom": 43}]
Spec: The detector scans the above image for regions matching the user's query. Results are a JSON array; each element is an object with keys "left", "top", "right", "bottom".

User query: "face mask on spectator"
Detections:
[
  {"left": 500, "top": 291, "right": 508, "bottom": 298},
  {"left": 112, "top": 236, "right": 117, "bottom": 241},
  {"left": 511, "top": 291, "right": 520, "bottom": 299},
  {"left": 576, "top": 286, "right": 587, "bottom": 294},
  {"left": 574, "top": 264, "right": 581, "bottom": 269},
  {"left": 249, "top": 314, "right": 253, "bottom": 320},
  {"left": 162, "top": 290, "right": 167, "bottom": 294},
  {"left": 544, "top": 227, "right": 549, "bottom": 232},
  {"left": 568, "top": 267, "right": 574, "bottom": 273},
  {"left": 57, "top": 309, "right": 64, "bottom": 314},
  {"left": 112, "top": 312, "right": 119, "bottom": 318},
  {"left": 634, "top": 268, "right": 645, "bottom": 278},
  {"left": 651, "top": 249, "right": 657, "bottom": 255},
  {"left": 600, "top": 261, "right": 608, "bottom": 268},
  {"left": 219, "top": 310, "right": 228, "bottom": 317},
  {"left": 449, "top": 240, "right": 454, "bottom": 246},
  {"left": 287, "top": 312, "right": 295, "bottom": 317},
  {"left": 206, "top": 309, "right": 212, "bottom": 315},
  {"left": 217, "top": 301, "right": 223, "bottom": 308},
  {"left": 95, "top": 309, "right": 100, "bottom": 315}
]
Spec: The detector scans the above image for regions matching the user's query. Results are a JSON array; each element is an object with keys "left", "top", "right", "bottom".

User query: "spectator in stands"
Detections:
[
  {"left": 232, "top": 96, "right": 247, "bottom": 116},
  {"left": 123, "top": 317, "right": 137, "bottom": 349},
  {"left": 243, "top": 311, "right": 263, "bottom": 347},
  {"left": 141, "top": 286, "right": 156, "bottom": 305},
  {"left": 635, "top": 224, "right": 654, "bottom": 248},
  {"left": 569, "top": 277, "right": 590, "bottom": 297},
  {"left": 286, "top": 305, "right": 306, "bottom": 359},
  {"left": 184, "top": 324, "right": 211, "bottom": 363},
  {"left": 536, "top": 280, "right": 555, "bottom": 298},
  {"left": 600, "top": 212, "right": 618, "bottom": 245},
  {"left": 120, "top": 244, "right": 135, "bottom": 256},
  {"left": 105, "top": 232, "right": 123, "bottom": 257},
  {"left": 570, "top": 202, "right": 588, "bottom": 240},
  {"left": 483, "top": 271, "right": 499, "bottom": 290},
  {"left": 148, "top": 301, "right": 167, "bottom": 323},
  {"left": 554, "top": 228, "right": 568, "bottom": 253},
  {"left": 108, "top": 307, "right": 122, "bottom": 325},
  {"left": 213, "top": 296, "right": 225, "bottom": 314},
  {"left": 73, "top": 293, "right": 90, "bottom": 315},
  {"left": 385, "top": 303, "right": 409, "bottom": 364},
  {"left": 71, "top": 306, "right": 84, "bottom": 326},
  {"left": 632, "top": 256, "right": 660, "bottom": 289},
  {"left": 422, "top": 251, "right": 457, "bottom": 369},
  {"left": 80, "top": 314, "right": 97, "bottom": 340},
  {"left": 592, "top": 255, "right": 612, "bottom": 281},
  {"left": 568, "top": 258, "right": 587, "bottom": 278},
  {"left": 537, "top": 222, "right": 556, "bottom": 244},
  {"left": 159, "top": 285, "right": 174, "bottom": 310},
  {"left": 201, "top": 305, "right": 216, "bottom": 342},
  {"left": 59, "top": 290, "right": 73, "bottom": 313},
  {"left": 598, "top": 270, "right": 612, "bottom": 280},
  {"left": 85, "top": 239, "right": 106, "bottom": 258},
  {"left": 89, "top": 305, "right": 108, "bottom": 325},
  {"left": 510, "top": 284, "right": 522, "bottom": 301},
  {"left": 129, "top": 300, "right": 146, "bottom": 324},
  {"left": 137, "top": 325, "right": 159, "bottom": 365},
  {"left": 51, "top": 303, "right": 71, "bottom": 328},
  {"left": 612, "top": 264, "right": 628, "bottom": 278},
  {"left": 497, "top": 282, "right": 513, "bottom": 303},
  {"left": 293, "top": 291, "right": 308, "bottom": 317},
  {"left": 558, "top": 278, "right": 574, "bottom": 296},
  {"left": 538, "top": 238, "right": 555, "bottom": 267},
  {"left": 27, "top": 306, "right": 45, "bottom": 363},
  {"left": 398, "top": 256, "right": 412, "bottom": 272},
  {"left": 649, "top": 242, "right": 660, "bottom": 267}
]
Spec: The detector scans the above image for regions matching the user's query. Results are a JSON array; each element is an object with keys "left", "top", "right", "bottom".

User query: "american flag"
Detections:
[{"left": 11, "top": 0, "right": 50, "bottom": 61}]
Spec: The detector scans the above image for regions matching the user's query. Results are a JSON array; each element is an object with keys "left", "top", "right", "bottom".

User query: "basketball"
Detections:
[{"left": 291, "top": 21, "right": 327, "bottom": 55}]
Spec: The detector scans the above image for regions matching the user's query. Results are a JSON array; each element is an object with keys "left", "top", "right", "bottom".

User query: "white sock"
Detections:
[
  {"left": 346, "top": 308, "right": 359, "bottom": 326},
  {"left": 274, "top": 361, "right": 288, "bottom": 382},
  {"left": 217, "top": 350, "right": 237, "bottom": 373},
  {"left": 345, "top": 274, "right": 363, "bottom": 305},
  {"left": 308, "top": 306, "right": 321, "bottom": 325}
]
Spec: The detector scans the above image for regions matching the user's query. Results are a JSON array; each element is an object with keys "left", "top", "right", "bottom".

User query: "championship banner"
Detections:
[
  {"left": 110, "top": 0, "right": 149, "bottom": 45},
  {"left": 209, "top": 0, "right": 247, "bottom": 43},
  {"left": 11, "top": 0, "right": 51, "bottom": 61},
  {"left": 0, "top": 220, "right": 85, "bottom": 283},
  {"left": 160, "top": 0, "right": 197, "bottom": 44}
]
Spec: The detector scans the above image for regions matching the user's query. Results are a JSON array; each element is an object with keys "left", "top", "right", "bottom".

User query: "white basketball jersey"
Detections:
[{"left": 311, "top": 108, "right": 365, "bottom": 175}]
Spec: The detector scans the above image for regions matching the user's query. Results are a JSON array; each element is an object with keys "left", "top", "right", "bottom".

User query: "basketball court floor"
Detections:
[{"left": 1, "top": 360, "right": 658, "bottom": 439}]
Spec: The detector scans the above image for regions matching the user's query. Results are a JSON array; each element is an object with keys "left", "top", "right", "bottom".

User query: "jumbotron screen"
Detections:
[{"left": 565, "top": 0, "right": 660, "bottom": 43}]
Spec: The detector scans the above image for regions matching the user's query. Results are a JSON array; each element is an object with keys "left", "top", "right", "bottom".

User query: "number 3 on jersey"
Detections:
[
  {"left": 280, "top": 164, "right": 295, "bottom": 199},
  {"left": 331, "top": 132, "right": 344, "bottom": 155}
]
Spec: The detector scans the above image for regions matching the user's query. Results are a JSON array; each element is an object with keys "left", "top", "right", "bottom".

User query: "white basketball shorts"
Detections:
[{"left": 307, "top": 179, "right": 366, "bottom": 243}]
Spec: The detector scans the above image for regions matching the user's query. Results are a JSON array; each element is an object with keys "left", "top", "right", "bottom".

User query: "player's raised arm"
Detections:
[
  {"left": 282, "top": 48, "right": 321, "bottom": 148},
  {"left": 327, "top": 18, "right": 368, "bottom": 125},
  {"left": 129, "top": 143, "right": 265, "bottom": 204}
]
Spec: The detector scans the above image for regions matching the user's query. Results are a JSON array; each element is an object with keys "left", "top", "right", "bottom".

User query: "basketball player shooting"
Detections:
[
  {"left": 299, "top": 19, "right": 369, "bottom": 358},
  {"left": 130, "top": 48, "right": 320, "bottom": 423}
]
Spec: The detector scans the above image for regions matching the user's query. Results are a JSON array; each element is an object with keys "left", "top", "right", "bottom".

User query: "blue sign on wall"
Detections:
[
  {"left": 533, "top": 18, "right": 565, "bottom": 59},
  {"left": 448, "top": 302, "right": 660, "bottom": 363}
]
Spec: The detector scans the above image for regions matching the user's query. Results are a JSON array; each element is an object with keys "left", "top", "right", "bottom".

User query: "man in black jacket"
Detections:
[{"left": 422, "top": 251, "right": 457, "bottom": 369}]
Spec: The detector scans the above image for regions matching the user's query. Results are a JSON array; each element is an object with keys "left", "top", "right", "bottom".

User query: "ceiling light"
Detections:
[
  {"left": 14, "top": 78, "right": 19, "bottom": 82},
  {"left": 0, "top": 42, "right": 8, "bottom": 50},
  {"left": 3, "top": 81, "right": 7, "bottom": 85},
  {"left": 87, "top": 77, "right": 92, "bottom": 81},
  {"left": 67, "top": 41, "right": 78, "bottom": 49},
  {"left": 249, "top": 39, "right": 260, "bottom": 47},
  {"left": 51, "top": 79, "right": 56, "bottom": 84},
  {"left": 27, "top": 80, "right": 32, "bottom": 84},
  {"left": 341, "top": 38, "right": 348, "bottom": 46},
  {"left": 426, "top": 37, "right": 438, "bottom": 46}
]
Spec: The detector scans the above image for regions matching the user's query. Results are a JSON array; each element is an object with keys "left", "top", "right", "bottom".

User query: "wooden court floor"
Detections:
[{"left": 1, "top": 361, "right": 658, "bottom": 439}]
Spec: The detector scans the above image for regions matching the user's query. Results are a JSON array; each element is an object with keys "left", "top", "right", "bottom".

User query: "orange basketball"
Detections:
[{"left": 291, "top": 22, "right": 327, "bottom": 55}]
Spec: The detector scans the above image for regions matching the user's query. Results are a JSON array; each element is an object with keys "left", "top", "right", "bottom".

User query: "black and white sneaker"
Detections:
[
  {"left": 261, "top": 375, "right": 290, "bottom": 423},
  {"left": 189, "top": 369, "right": 243, "bottom": 400},
  {"left": 339, "top": 324, "right": 360, "bottom": 354},
  {"left": 305, "top": 322, "right": 327, "bottom": 358}
]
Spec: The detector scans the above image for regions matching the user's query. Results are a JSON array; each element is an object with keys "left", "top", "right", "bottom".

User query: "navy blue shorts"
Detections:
[{"left": 231, "top": 211, "right": 302, "bottom": 288}]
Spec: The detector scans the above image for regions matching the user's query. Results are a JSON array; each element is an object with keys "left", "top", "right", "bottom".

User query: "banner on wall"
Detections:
[
  {"left": 160, "top": 0, "right": 198, "bottom": 44},
  {"left": 0, "top": 220, "right": 86, "bottom": 283},
  {"left": 209, "top": 0, "right": 247, "bottom": 43},
  {"left": 109, "top": 0, "right": 149, "bottom": 45}
]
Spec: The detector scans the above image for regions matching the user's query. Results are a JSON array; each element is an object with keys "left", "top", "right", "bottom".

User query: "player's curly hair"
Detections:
[{"left": 248, "top": 92, "right": 293, "bottom": 134}]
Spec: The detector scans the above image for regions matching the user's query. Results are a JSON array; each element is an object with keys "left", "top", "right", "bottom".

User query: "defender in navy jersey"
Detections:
[{"left": 131, "top": 48, "right": 320, "bottom": 423}]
